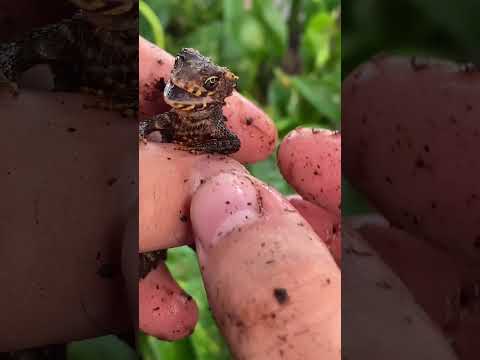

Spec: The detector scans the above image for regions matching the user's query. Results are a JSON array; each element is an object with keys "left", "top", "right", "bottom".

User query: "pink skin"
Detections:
[
  {"left": 138, "top": 38, "right": 278, "bottom": 339},
  {"left": 139, "top": 41, "right": 341, "bottom": 354},
  {"left": 352, "top": 219, "right": 478, "bottom": 360},
  {"left": 343, "top": 55, "right": 480, "bottom": 360},
  {"left": 288, "top": 196, "right": 341, "bottom": 265},
  {"left": 342, "top": 55, "right": 480, "bottom": 262},
  {"left": 190, "top": 173, "right": 341, "bottom": 359},
  {"left": 278, "top": 128, "right": 341, "bottom": 216},
  {"left": 139, "top": 264, "right": 198, "bottom": 339},
  {"left": 276, "top": 128, "right": 341, "bottom": 265}
]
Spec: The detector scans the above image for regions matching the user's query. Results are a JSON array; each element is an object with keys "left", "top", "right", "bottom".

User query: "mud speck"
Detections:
[
  {"left": 273, "top": 288, "right": 289, "bottom": 305},
  {"left": 107, "top": 177, "right": 118, "bottom": 186},
  {"left": 376, "top": 280, "right": 392, "bottom": 290},
  {"left": 140, "top": 250, "right": 167, "bottom": 279},
  {"left": 97, "top": 263, "right": 119, "bottom": 279}
]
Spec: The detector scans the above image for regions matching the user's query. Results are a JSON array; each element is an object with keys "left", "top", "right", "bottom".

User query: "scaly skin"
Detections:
[
  {"left": 139, "top": 48, "right": 241, "bottom": 155},
  {"left": 0, "top": 0, "right": 138, "bottom": 115}
]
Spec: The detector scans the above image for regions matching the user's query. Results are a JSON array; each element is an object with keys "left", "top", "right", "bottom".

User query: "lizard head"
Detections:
[
  {"left": 69, "top": 0, "right": 136, "bottom": 15},
  {"left": 164, "top": 48, "right": 238, "bottom": 112}
]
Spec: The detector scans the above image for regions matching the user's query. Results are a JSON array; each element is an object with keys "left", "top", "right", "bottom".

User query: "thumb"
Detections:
[{"left": 190, "top": 172, "right": 340, "bottom": 360}]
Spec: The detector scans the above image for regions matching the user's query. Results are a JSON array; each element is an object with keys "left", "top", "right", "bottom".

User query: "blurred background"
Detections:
[
  {"left": 139, "top": 0, "right": 340, "bottom": 358},
  {"left": 342, "top": 0, "right": 480, "bottom": 215},
  {"left": 343, "top": 0, "right": 480, "bottom": 77}
]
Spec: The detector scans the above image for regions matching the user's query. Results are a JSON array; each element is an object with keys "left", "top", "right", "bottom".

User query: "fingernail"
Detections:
[{"left": 190, "top": 173, "right": 260, "bottom": 248}]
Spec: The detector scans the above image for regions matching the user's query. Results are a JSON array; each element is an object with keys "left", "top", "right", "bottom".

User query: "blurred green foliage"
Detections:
[
  {"left": 343, "top": 0, "right": 480, "bottom": 78},
  {"left": 67, "top": 336, "right": 137, "bottom": 360},
  {"left": 138, "top": 0, "right": 340, "bottom": 359},
  {"left": 342, "top": 0, "right": 480, "bottom": 216}
]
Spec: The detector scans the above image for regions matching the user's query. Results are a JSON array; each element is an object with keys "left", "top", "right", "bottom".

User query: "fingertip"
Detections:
[
  {"left": 278, "top": 127, "right": 340, "bottom": 214},
  {"left": 224, "top": 94, "right": 278, "bottom": 164},
  {"left": 139, "top": 143, "right": 248, "bottom": 251},
  {"left": 190, "top": 172, "right": 261, "bottom": 251},
  {"left": 139, "top": 264, "right": 198, "bottom": 340},
  {"left": 289, "top": 198, "right": 341, "bottom": 265},
  {"left": 139, "top": 37, "right": 173, "bottom": 117},
  {"left": 189, "top": 173, "right": 340, "bottom": 359}
]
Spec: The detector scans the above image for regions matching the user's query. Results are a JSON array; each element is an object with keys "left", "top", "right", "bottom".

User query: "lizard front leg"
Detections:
[{"left": 139, "top": 111, "right": 178, "bottom": 143}]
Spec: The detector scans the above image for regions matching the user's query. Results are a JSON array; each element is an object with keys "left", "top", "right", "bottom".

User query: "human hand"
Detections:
[
  {"left": 138, "top": 37, "right": 277, "bottom": 339},
  {"left": 186, "top": 168, "right": 341, "bottom": 359},
  {"left": 343, "top": 55, "right": 480, "bottom": 359},
  {"left": 277, "top": 128, "right": 341, "bottom": 264},
  {"left": 181, "top": 128, "right": 341, "bottom": 359}
]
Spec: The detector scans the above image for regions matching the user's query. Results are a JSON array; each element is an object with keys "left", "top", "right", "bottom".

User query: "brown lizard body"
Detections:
[{"left": 139, "top": 48, "right": 241, "bottom": 154}]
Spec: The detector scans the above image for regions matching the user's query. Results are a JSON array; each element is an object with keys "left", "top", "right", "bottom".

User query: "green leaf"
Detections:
[
  {"left": 139, "top": 0, "right": 165, "bottom": 47},
  {"left": 252, "top": 0, "right": 287, "bottom": 56},
  {"left": 162, "top": 247, "right": 231, "bottom": 360},
  {"left": 248, "top": 153, "right": 293, "bottom": 195},
  {"left": 342, "top": 178, "right": 374, "bottom": 216},
  {"left": 180, "top": 22, "right": 223, "bottom": 60},
  {"left": 302, "top": 11, "right": 336, "bottom": 69},
  {"left": 138, "top": 333, "right": 196, "bottom": 360},
  {"left": 290, "top": 75, "right": 340, "bottom": 124},
  {"left": 67, "top": 336, "right": 137, "bottom": 360},
  {"left": 239, "top": 17, "right": 266, "bottom": 53}
]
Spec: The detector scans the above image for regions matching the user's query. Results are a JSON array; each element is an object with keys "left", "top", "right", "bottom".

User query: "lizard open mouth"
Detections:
[{"left": 163, "top": 81, "right": 212, "bottom": 111}]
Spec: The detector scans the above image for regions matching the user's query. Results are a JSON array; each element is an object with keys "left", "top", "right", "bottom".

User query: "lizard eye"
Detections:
[{"left": 203, "top": 76, "right": 219, "bottom": 91}]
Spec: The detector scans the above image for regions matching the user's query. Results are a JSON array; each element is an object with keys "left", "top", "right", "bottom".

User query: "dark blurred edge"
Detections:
[
  {"left": 0, "top": 1, "right": 139, "bottom": 358},
  {"left": 342, "top": 0, "right": 479, "bottom": 359}
]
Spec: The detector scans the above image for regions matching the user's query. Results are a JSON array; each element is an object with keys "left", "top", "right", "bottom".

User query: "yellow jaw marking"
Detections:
[{"left": 183, "top": 104, "right": 195, "bottom": 111}]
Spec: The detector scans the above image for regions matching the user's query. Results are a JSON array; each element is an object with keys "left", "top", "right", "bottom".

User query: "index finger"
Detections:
[{"left": 139, "top": 37, "right": 277, "bottom": 164}]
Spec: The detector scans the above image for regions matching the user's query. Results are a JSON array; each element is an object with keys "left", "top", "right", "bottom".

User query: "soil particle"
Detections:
[
  {"left": 107, "top": 177, "right": 118, "bottom": 186},
  {"left": 139, "top": 250, "right": 167, "bottom": 279},
  {"left": 97, "top": 263, "right": 119, "bottom": 279},
  {"left": 273, "top": 288, "right": 289, "bottom": 305}
]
